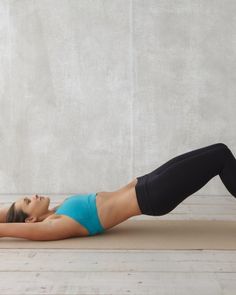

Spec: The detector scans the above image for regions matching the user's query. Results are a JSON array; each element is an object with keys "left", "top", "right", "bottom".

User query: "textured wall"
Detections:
[{"left": 0, "top": 0, "right": 235, "bottom": 197}]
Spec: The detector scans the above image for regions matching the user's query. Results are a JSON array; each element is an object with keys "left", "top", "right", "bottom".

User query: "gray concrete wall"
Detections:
[{"left": 0, "top": 0, "right": 235, "bottom": 197}]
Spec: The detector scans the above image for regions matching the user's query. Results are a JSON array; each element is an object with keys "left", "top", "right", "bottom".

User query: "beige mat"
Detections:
[{"left": 1, "top": 220, "right": 236, "bottom": 250}]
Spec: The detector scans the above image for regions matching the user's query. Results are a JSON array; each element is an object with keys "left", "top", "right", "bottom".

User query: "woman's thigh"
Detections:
[
  {"left": 135, "top": 143, "right": 229, "bottom": 216},
  {"left": 147, "top": 143, "right": 226, "bottom": 177}
]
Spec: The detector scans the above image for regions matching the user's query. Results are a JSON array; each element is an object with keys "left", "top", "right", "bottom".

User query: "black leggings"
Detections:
[{"left": 135, "top": 143, "right": 236, "bottom": 216}]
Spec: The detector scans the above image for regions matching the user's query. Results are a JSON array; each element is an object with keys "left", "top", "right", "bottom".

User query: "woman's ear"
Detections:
[
  {"left": 25, "top": 216, "right": 37, "bottom": 223},
  {"left": 0, "top": 207, "right": 10, "bottom": 223}
]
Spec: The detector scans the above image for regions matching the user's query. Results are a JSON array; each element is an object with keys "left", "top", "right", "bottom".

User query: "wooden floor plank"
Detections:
[
  {"left": 0, "top": 250, "right": 236, "bottom": 294},
  {"left": 0, "top": 271, "right": 230, "bottom": 295},
  {"left": 0, "top": 250, "right": 236, "bottom": 273}
]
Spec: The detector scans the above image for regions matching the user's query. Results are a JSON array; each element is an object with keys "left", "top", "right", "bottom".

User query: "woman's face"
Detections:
[{"left": 14, "top": 195, "right": 51, "bottom": 222}]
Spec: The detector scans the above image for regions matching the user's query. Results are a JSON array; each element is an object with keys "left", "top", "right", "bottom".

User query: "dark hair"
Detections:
[{"left": 6, "top": 202, "right": 29, "bottom": 223}]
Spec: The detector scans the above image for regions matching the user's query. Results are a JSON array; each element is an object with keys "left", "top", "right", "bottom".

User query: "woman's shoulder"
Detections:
[{"left": 42, "top": 211, "right": 89, "bottom": 236}]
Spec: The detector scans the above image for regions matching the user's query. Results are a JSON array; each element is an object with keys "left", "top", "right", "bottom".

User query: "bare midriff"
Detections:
[{"left": 95, "top": 177, "right": 142, "bottom": 230}]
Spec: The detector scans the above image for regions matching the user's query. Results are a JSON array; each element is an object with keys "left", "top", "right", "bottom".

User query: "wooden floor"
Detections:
[{"left": 1, "top": 194, "right": 236, "bottom": 294}]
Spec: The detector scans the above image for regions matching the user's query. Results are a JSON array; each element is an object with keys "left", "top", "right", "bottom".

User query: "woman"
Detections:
[{"left": 0, "top": 142, "right": 235, "bottom": 241}]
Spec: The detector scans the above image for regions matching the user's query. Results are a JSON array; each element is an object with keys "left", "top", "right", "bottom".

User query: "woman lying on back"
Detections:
[{"left": 0, "top": 142, "right": 235, "bottom": 241}]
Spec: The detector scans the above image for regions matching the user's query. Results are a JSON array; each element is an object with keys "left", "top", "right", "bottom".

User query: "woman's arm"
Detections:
[{"left": 0, "top": 220, "right": 78, "bottom": 241}]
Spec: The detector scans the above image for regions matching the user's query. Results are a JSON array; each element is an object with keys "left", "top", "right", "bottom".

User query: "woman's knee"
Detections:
[{"left": 216, "top": 142, "right": 229, "bottom": 150}]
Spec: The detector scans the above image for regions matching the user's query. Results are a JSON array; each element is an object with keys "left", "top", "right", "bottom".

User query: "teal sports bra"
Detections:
[{"left": 55, "top": 193, "right": 105, "bottom": 236}]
